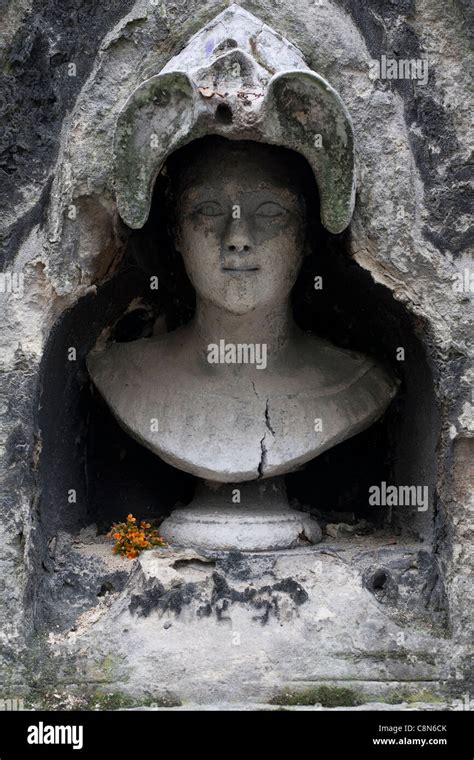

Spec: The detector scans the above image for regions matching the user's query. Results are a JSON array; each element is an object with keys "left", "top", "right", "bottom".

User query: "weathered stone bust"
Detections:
[{"left": 88, "top": 137, "right": 397, "bottom": 550}]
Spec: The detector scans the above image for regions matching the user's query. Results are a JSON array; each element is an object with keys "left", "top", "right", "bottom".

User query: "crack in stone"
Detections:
[
  {"left": 252, "top": 390, "right": 275, "bottom": 478},
  {"left": 251, "top": 382, "right": 266, "bottom": 478},
  {"left": 258, "top": 399, "right": 275, "bottom": 478},
  {"left": 264, "top": 398, "right": 275, "bottom": 436},
  {"left": 258, "top": 432, "right": 267, "bottom": 478}
]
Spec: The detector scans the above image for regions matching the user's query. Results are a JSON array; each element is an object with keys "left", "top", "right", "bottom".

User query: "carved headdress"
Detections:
[{"left": 113, "top": 4, "right": 355, "bottom": 234}]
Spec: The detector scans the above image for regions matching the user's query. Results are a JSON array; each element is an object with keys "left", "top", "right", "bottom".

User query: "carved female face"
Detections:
[{"left": 174, "top": 141, "right": 308, "bottom": 314}]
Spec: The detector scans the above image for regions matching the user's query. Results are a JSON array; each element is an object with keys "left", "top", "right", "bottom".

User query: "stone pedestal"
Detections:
[
  {"left": 39, "top": 538, "right": 453, "bottom": 707},
  {"left": 159, "top": 477, "right": 322, "bottom": 552}
]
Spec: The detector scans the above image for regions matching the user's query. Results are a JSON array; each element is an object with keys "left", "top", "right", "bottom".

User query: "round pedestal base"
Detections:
[{"left": 160, "top": 478, "right": 322, "bottom": 552}]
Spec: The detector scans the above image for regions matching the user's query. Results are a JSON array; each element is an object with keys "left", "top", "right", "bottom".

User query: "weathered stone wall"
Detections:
[{"left": 0, "top": 0, "right": 472, "bottom": 703}]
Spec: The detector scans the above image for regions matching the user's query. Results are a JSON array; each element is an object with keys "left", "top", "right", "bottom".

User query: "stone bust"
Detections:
[{"left": 88, "top": 137, "right": 397, "bottom": 491}]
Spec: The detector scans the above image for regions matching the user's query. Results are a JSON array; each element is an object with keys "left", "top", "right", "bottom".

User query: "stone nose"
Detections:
[
  {"left": 223, "top": 218, "right": 252, "bottom": 254},
  {"left": 227, "top": 242, "right": 251, "bottom": 253}
]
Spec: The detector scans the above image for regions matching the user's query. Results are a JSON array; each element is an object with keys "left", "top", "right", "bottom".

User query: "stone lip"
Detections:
[{"left": 124, "top": 701, "right": 454, "bottom": 712}]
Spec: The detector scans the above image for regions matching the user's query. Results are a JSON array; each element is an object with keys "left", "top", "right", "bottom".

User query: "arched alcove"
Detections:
[
  {"left": 34, "top": 136, "right": 443, "bottom": 634},
  {"left": 2, "top": 0, "right": 471, "bottom": 708}
]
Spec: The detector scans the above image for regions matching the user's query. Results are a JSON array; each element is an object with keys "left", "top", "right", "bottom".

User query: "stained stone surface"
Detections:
[
  {"left": 0, "top": 0, "right": 472, "bottom": 706},
  {"left": 39, "top": 539, "right": 454, "bottom": 705},
  {"left": 127, "top": 702, "right": 455, "bottom": 711}
]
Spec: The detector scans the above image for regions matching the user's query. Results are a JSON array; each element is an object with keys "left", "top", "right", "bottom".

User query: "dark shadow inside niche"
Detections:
[
  {"left": 86, "top": 390, "right": 195, "bottom": 532},
  {"left": 37, "top": 136, "right": 439, "bottom": 548},
  {"left": 287, "top": 232, "right": 439, "bottom": 538}
]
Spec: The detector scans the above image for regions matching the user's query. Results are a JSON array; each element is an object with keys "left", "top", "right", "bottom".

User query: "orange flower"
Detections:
[{"left": 108, "top": 514, "right": 166, "bottom": 559}]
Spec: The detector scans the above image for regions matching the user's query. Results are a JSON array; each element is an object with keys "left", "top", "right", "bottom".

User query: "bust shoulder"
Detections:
[{"left": 87, "top": 329, "right": 398, "bottom": 482}]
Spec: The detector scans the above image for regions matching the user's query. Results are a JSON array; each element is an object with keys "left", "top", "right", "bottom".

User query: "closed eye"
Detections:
[
  {"left": 195, "top": 201, "right": 224, "bottom": 217},
  {"left": 255, "top": 201, "right": 289, "bottom": 218}
]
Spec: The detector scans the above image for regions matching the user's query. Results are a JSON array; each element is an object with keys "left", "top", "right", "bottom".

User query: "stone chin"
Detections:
[
  {"left": 201, "top": 268, "right": 298, "bottom": 314},
  {"left": 201, "top": 284, "right": 264, "bottom": 315}
]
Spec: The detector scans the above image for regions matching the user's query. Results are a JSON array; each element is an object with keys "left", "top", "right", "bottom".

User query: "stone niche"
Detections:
[{"left": 1, "top": 2, "right": 472, "bottom": 708}]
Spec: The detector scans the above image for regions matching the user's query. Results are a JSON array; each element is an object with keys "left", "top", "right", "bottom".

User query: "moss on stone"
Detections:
[
  {"left": 385, "top": 689, "right": 444, "bottom": 705},
  {"left": 86, "top": 693, "right": 137, "bottom": 710},
  {"left": 85, "top": 692, "right": 182, "bottom": 710},
  {"left": 24, "top": 689, "right": 182, "bottom": 711},
  {"left": 269, "top": 685, "right": 363, "bottom": 707}
]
